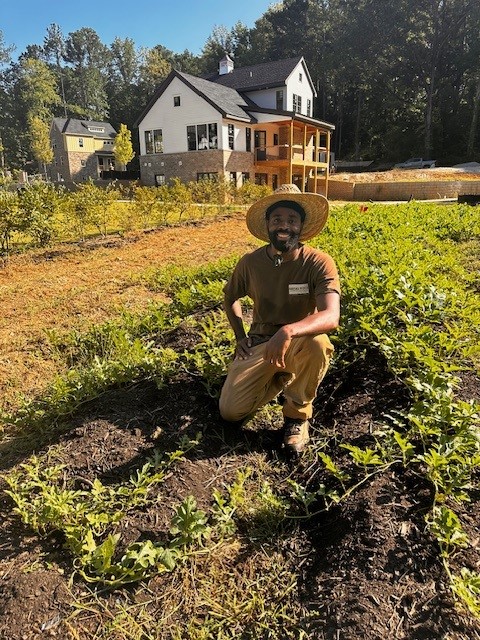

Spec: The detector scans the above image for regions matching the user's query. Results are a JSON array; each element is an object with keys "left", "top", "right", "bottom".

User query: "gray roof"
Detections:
[
  {"left": 134, "top": 70, "right": 257, "bottom": 126},
  {"left": 205, "top": 56, "right": 304, "bottom": 92},
  {"left": 52, "top": 118, "right": 117, "bottom": 139},
  {"left": 177, "top": 71, "right": 255, "bottom": 122}
]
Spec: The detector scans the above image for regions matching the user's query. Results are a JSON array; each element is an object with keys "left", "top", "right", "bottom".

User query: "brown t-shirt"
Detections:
[{"left": 223, "top": 244, "right": 340, "bottom": 338}]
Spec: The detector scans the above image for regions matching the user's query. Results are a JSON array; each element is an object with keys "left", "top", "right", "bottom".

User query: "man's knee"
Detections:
[
  {"left": 219, "top": 392, "right": 246, "bottom": 423},
  {"left": 304, "top": 333, "right": 334, "bottom": 360}
]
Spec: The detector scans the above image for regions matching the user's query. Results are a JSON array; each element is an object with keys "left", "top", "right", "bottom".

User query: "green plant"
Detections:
[{"left": 182, "top": 310, "right": 235, "bottom": 396}]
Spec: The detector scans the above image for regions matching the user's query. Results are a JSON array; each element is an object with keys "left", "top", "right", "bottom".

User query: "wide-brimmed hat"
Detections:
[{"left": 246, "top": 184, "right": 329, "bottom": 242}]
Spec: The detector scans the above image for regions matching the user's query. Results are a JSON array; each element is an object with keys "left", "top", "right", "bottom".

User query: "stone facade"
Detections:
[{"left": 139, "top": 150, "right": 255, "bottom": 186}]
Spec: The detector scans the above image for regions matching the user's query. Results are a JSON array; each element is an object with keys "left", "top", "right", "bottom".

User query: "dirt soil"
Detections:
[
  {"left": 331, "top": 166, "right": 480, "bottom": 183},
  {"left": 0, "top": 210, "right": 479, "bottom": 639}
]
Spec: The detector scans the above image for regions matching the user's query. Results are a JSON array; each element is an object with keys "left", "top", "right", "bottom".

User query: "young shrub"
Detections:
[
  {"left": 131, "top": 185, "right": 162, "bottom": 229},
  {"left": 0, "top": 188, "right": 22, "bottom": 260},
  {"left": 159, "top": 177, "right": 193, "bottom": 224},
  {"left": 17, "top": 182, "right": 64, "bottom": 247},
  {"left": 68, "top": 181, "right": 120, "bottom": 239},
  {"left": 235, "top": 181, "right": 272, "bottom": 204}
]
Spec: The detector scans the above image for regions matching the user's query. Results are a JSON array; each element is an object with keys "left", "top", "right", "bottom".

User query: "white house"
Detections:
[{"left": 135, "top": 56, "right": 335, "bottom": 194}]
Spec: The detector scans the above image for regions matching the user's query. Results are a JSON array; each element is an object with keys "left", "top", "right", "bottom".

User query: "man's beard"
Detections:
[{"left": 268, "top": 230, "right": 301, "bottom": 253}]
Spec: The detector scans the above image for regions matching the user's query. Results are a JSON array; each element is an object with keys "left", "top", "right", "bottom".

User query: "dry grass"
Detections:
[{"left": 0, "top": 215, "right": 258, "bottom": 413}]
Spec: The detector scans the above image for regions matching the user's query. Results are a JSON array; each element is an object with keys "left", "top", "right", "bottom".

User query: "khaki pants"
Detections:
[{"left": 219, "top": 334, "right": 334, "bottom": 422}]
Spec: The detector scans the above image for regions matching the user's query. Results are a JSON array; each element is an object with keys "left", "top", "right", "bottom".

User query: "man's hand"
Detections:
[
  {"left": 263, "top": 327, "right": 291, "bottom": 368},
  {"left": 235, "top": 336, "right": 253, "bottom": 360}
]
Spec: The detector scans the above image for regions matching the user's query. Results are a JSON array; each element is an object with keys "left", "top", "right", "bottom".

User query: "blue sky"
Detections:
[{"left": 1, "top": 0, "right": 275, "bottom": 59}]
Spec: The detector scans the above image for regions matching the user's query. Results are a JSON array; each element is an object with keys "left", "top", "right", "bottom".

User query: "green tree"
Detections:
[
  {"left": 28, "top": 115, "right": 53, "bottom": 174},
  {"left": 139, "top": 45, "right": 173, "bottom": 93},
  {"left": 43, "top": 23, "right": 68, "bottom": 118},
  {"left": 63, "top": 28, "right": 110, "bottom": 119},
  {"left": 172, "top": 49, "right": 202, "bottom": 75},
  {"left": 114, "top": 123, "right": 135, "bottom": 170},
  {"left": 15, "top": 58, "right": 60, "bottom": 169},
  {"left": 17, "top": 57, "right": 60, "bottom": 121}
]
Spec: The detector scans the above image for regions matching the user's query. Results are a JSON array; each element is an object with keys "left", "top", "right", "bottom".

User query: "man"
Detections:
[{"left": 219, "top": 184, "right": 341, "bottom": 456}]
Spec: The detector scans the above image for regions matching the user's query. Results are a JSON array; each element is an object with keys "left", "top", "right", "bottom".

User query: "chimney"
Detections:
[{"left": 219, "top": 54, "right": 234, "bottom": 75}]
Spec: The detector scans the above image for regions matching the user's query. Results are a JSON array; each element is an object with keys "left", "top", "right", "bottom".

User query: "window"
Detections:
[
  {"left": 197, "top": 124, "right": 208, "bottom": 149},
  {"left": 293, "top": 94, "right": 302, "bottom": 113},
  {"left": 88, "top": 126, "right": 105, "bottom": 133},
  {"left": 299, "top": 72, "right": 303, "bottom": 82},
  {"left": 255, "top": 173, "right": 268, "bottom": 186},
  {"left": 307, "top": 99, "right": 311, "bottom": 117},
  {"left": 187, "top": 126, "right": 197, "bottom": 151},
  {"left": 229, "top": 172, "right": 237, "bottom": 184},
  {"left": 78, "top": 138, "right": 84, "bottom": 148},
  {"left": 246, "top": 127, "right": 252, "bottom": 152},
  {"left": 241, "top": 172, "right": 250, "bottom": 184},
  {"left": 208, "top": 123, "right": 218, "bottom": 149},
  {"left": 272, "top": 174, "right": 278, "bottom": 190},
  {"left": 276, "top": 90, "right": 283, "bottom": 110},
  {"left": 80, "top": 160, "right": 86, "bottom": 167},
  {"left": 273, "top": 133, "right": 279, "bottom": 146},
  {"left": 228, "top": 124, "right": 234, "bottom": 150},
  {"left": 197, "top": 172, "right": 218, "bottom": 181},
  {"left": 145, "top": 129, "right": 163, "bottom": 154},
  {"left": 174, "top": 95, "right": 181, "bottom": 107},
  {"left": 155, "top": 174, "right": 166, "bottom": 186},
  {"left": 187, "top": 123, "right": 218, "bottom": 150}
]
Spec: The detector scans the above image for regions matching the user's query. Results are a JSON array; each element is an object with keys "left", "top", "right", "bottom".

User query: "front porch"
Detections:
[{"left": 252, "top": 118, "right": 333, "bottom": 196}]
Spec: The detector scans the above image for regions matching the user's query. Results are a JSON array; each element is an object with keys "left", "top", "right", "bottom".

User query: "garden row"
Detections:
[{"left": 0, "top": 178, "right": 270, "bottom": 259}]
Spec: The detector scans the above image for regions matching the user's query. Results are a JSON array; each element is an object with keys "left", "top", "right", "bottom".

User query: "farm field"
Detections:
[{"left": 0, "top": 200, "right": 479, "bottom": 639}]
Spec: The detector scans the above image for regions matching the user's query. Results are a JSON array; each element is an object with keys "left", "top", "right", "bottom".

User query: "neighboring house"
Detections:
[
  {"left": 48, "top": 118, "right": 117, "bottom": 182},
  {"left": 135, "top": 55, "right": 335, "bottom": 194}
]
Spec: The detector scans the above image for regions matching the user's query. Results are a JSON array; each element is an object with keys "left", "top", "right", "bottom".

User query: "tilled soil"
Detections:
[{"left": 0, "top": 339, "right": 478, "bottom": 639}]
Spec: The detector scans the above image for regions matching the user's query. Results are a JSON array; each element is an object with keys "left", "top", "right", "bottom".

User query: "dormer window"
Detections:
[{"left": 87, "top": 126, "right": 105, "bottom": 133}]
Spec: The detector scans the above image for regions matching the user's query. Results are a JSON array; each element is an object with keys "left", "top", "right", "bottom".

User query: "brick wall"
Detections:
[
  {"left": 328, "top": 179, "right": 480, "bottom": 201},
  {"left": 140, "top": 150, "right": 255, "bottom": 186}
]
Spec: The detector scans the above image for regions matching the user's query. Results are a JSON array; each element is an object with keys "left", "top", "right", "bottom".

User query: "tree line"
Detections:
[{"left": 1, "top": 0, "right": 480, "bottom": 172}]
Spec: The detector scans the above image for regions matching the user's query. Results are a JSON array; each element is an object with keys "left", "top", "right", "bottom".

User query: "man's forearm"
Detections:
[
  {"left": 280, "top": 307, "right": 340, "bottom": 340},
  {"left": 224, "top": 298, "right": 247, "bottom": 341}
]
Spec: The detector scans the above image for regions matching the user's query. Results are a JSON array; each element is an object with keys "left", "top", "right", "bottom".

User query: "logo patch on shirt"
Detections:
[{"left": 289, "top": 283, "right": 309, "bottom": 295}]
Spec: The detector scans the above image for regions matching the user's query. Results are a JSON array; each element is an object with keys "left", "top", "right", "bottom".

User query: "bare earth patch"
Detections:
[{"left": 331, "top": 166, "right": 480, "bottom": 183}]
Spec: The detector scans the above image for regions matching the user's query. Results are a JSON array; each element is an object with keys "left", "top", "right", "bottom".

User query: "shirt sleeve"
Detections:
[
  {"left": 223, "top": 255, "right": 248, "bottom": 303},
  {"left": 314, "top": 252, "right": 341, "bottom": 297}
]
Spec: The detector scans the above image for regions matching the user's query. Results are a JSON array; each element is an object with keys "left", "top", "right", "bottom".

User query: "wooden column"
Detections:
[
  {"left": 288, "top": 122, "right": 293, "bottom": 184},
  {"left": 302, "top": 124, "right": 307, "bottom": 192}
]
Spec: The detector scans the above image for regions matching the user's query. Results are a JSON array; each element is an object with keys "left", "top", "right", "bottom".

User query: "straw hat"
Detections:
[{"left": 246, "top": 184, "right": 329, "bottom": 242}]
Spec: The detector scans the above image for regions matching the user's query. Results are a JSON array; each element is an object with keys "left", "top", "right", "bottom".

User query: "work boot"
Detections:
[{"left": 283, "top": 418, "right": 310, "bottom": 456}]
